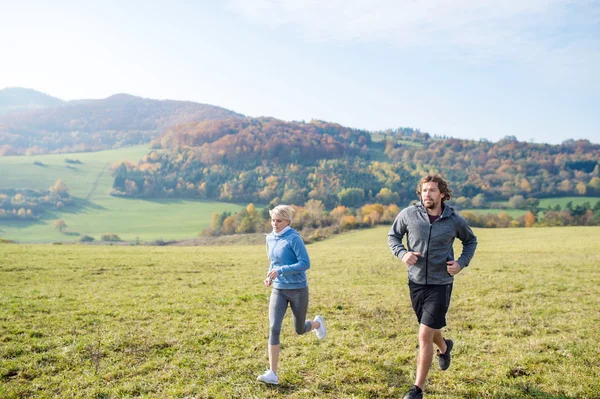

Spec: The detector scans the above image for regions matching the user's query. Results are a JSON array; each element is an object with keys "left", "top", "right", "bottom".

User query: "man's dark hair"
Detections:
[{"left": 416, "top": 175, "right": 452, "bottom": 202}]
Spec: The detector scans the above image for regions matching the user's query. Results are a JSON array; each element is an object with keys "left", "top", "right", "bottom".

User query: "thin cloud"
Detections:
[{"left": 226, "top": 0, "right": 600, "bottom": 74}]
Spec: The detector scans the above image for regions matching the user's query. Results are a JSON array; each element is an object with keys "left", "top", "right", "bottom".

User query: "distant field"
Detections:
[
  {"left": 369, "top": 133, "right": 424, "bottom": 148},
  {"left": 1, "top": 226, "right": 599, "bottom": 398},
  {"left": 2, "top": 147, "right": 599, "bottom": 243},
  {"left": 460, "top": 208, "right": 527, "bottom": 218},
  {"left": 0, "top": 146, "right": 246, "bottom": 243},
  {"left": 0, "top": 145, "right": 151, "bottom": 198},
  {"left": 462, "top": 196, "right": 600, "bottom": 218},
  {"left": 539, "top": 196, "right": 600, "bottom": 208}
]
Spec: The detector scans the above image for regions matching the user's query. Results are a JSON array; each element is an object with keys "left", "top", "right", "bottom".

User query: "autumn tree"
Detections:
[
  {"left": 330, "top": 205, "right": 350, "bottom": 223},
  {"left": 508, "top": 195, "right": 527, "bottom": 209},
  {"left": 305, "top": 199, "right": 325, "bottom": 227},
  {"left": 53, "top": 219, "right": 67, "bottom": 232},
  {"left": 337, "top": 188, "right": 365, "bottom": 207},
  {"left": 589, "top": 177, "right": 600, "bottom": 191},
  {"left": 50, "top": 179, "right": 69, "bottom": 195},
  {"left": 576, "top": 182, "right": 587, "bottom": 195}
]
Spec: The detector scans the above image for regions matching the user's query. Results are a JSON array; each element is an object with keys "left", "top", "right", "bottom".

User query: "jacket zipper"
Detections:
[
  {"left": 424, "top": 208, "right": 446, "bottom": 284},
  {"left": 425, "top": 224, "right": 432, "bottom": 284}
]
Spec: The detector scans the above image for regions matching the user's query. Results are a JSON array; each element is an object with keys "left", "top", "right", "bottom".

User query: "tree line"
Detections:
[
  {"left": 461, "top": 200, "right": 600, "bottom": 228},
  {"left": 204, "top": 199, "right": 600, "bottom": 242},
  {"left": 0, "top": 180, "right": 72, "bottom": 220},
  {"left": 202, "top": 201, "right": 401, "bottom": 243},
  {"left": 109, "top": 118, "right": 600, "bottom": 209}
]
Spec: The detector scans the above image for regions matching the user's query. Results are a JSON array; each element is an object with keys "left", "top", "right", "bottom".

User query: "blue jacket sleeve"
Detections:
[{"left": 278, "top": 236, "right": 310, "bottom": 275}]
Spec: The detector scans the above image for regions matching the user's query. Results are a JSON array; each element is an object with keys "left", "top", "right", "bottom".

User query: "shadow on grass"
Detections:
[
  {"left": 62, "top": 232, "right": 80, "bottom": 237},
  {"left": 0, "top": 218, "right": 47, "bottom": 229},
  {"left": 379, "top": 361, "right": 411, "bottom": 390},
  {"left": 70, "top": 197, "right": 107, "bottom": 211},
  {"left": 42, "top": 197, "right": 107, "bottom": 218},
  {"left": 441, "top": 382, "right": 580, "bottom": 399},
  {"left": 112, "top": 195, "right": 264, "bottom": 208},
  {"left": 0, "top": 197, "right": 108, "bottom": 229},
  {"left": 497, "top": 386, "right": 578, "bottom": 399},
  {"left": 259, "top": 382, "right": 301, "bottom": 395}
]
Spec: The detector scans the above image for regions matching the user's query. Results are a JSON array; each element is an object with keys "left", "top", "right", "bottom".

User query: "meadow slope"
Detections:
[
  {"left": 1, "top": 226, "right": 599, "bottom": 398},
  {"left": 0, "top": 146, "right": 246, "bottom": 243}
]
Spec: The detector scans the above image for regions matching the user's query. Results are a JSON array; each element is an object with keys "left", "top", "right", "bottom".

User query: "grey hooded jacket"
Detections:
[{"left": 388, "top": 202, "right": 477, "bottom": 285}]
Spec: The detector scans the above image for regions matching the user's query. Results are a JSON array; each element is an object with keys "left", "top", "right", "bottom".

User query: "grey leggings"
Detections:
[{"left": 269, "top": 287, "right": 312, "bottom": 345}]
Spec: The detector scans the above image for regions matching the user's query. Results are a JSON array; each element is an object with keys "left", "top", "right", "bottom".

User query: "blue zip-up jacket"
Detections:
[
  {"left": 388, "top": 203, "right": 477, "bottom": 285},
  {"left": 266, "top": 227, "right": 310, "bottom": 289}
]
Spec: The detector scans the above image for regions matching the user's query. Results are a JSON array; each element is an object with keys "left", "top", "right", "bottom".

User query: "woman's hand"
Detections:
[
  {"left": 264, "top": 277, "right": 272, "bottom": 287},
  {"left": 267, "top": 269, "right": 279, "bottom": 280}
]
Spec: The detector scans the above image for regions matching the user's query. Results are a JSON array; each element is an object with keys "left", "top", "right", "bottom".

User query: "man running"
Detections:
[{"left": 388, "top": 175, "right": 478, "bottom": 399}]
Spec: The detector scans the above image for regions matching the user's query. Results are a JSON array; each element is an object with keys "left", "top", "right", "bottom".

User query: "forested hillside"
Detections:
[
  {"left": 0, "top": 93, "right": 243, "bottom": 155},
  {"left": 111, "top": 118, "right": 600, "bottom": 207},
  {"left": 2, "top": 88, "right": 599, "bottom": 230}
]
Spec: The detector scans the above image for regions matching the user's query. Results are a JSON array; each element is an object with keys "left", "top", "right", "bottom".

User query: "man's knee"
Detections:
[{"left": 418, "top": 324, "right": 437, "bottom": 342}]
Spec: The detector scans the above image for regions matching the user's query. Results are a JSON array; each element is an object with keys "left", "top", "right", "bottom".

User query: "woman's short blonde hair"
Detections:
[{"left": 269, "top": 205, "right": 295, "bottom": 224}]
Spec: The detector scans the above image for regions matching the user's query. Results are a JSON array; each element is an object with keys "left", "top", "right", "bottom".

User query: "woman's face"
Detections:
[{"left": 271, "top": 214, "right": 291, "bottom": 233}]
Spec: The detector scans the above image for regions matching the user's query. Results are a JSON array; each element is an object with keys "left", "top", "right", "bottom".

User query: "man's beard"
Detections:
[{"left": 423, "top": 199, "right": 436, "bottom": 209}]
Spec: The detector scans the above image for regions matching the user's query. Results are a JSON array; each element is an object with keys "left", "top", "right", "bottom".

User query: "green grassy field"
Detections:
[
  {"left": 0, "top": 147, "right": 246, "bottom": 243},
  {"left": 1, "top": 226, "right": 599, "bottom": 398},
  {"left": 538, "top": 197, "right": 600, "bottom": 208},
  {"left": 463, "top": 196, "right": 600, "bottom": 219},
  {"left": 460, "top": 208, "right": 527, "bottom": 218}
]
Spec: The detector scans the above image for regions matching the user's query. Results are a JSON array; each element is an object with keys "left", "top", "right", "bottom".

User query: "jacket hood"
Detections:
[
  {"left": 269, "top": 227, "right": 300, "bottom": 239},
  {"left": 415, "top": 202, "right": 455, "bottom": 218}
]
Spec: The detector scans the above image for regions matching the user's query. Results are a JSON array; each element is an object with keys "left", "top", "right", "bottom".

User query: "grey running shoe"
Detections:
[
  {"left": 403, "top": 385, "right": 423, "bottom": 399},
  {"left": 438, "top": 338, "right": 453, "bottom": 371}
]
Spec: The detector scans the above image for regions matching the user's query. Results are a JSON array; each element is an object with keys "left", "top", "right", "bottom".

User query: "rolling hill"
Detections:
[
  {"left": 0, "top": 145, "right": 246, "bottom": 243},
  {"left": 1, "top": 88, "right": 599, "bottom": 243},
  {"left": 0, "top": 87, "right": 65, "bottom": 114},
  {"left": 0, "top": 89, "right": 244, "bottom": 155}
]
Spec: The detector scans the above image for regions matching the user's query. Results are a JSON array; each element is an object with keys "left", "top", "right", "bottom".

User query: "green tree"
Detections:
[
  {"left": 375, "top": 188, "right": 400, "bottom": 205},
  {"left": 471, "top": 193, "right": 487, "bottom": 208},
  {"left": 113, "top": 163, "right": 128, "bottom": 190},
  {"left": 508, "top": 195, "right": 527, "bottom": 209},
  {"left": 337, "top": 188, "right": 365, "bottom": 207}
]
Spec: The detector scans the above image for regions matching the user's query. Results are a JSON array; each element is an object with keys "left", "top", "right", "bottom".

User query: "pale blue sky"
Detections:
[{"left": 1, "top": 0, "right": 598, "bottom": 144}]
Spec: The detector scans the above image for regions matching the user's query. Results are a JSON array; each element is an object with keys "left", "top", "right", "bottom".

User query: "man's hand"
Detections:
[
  {"left": 402, "top": 251, "right": 421, "bottom": 266},
  {"left": 447, "top": 260, "right": 462, "bottom": 276}
]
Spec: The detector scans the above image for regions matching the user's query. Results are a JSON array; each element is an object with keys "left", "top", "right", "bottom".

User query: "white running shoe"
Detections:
[
  {"left": 256, "top": 369, "right": 278, "bottom": 384},
  {"left": 314, "top": 315, "right": 326, "bottom": 340}
]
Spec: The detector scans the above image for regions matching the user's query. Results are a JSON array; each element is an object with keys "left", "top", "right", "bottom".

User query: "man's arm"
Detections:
[
  {"left": 388, "top": 213, "right": 408, "bottom": 260},
  {"left": 455, "top": 217, "right": 477, "bottom": 268}
]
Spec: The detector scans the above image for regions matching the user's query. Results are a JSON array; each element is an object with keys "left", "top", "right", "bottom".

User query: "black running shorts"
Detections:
[{"left": 408, "top": 280, "right": 453, "bottom": 329}]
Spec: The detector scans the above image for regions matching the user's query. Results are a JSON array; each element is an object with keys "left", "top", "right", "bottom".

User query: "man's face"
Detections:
[{"left": 420, "top": 181, "right": 445, "bottom": 210}]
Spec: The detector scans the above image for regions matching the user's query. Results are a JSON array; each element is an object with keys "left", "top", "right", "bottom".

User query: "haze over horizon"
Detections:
[{"left": 1, "top": 1, "right": 598, "bottom": 145}]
